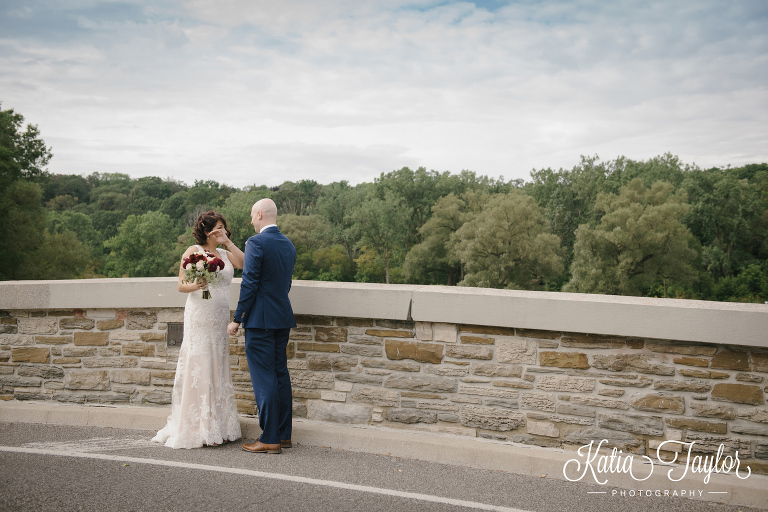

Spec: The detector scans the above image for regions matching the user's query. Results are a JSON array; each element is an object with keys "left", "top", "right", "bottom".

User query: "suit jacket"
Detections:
[{"left": 233, "top": 226, "right": 297, "bottom": 329}]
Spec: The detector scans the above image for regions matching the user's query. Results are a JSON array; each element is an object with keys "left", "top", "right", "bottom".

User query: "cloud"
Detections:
[{"left": 1, "top": 0, "right": 766, "bottom": 186}]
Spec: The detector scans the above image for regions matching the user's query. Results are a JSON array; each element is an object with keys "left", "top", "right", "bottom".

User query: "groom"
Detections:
[{"left": 228, "top": 198, "right": 296, "bottom": 454}]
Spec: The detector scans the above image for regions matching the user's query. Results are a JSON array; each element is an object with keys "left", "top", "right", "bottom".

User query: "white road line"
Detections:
[
  {"left": 23, "top": 437, "right": 157, "bottom": 452},
  {"left": 0, "top": 446, "right": 532, "bottom": 512}
]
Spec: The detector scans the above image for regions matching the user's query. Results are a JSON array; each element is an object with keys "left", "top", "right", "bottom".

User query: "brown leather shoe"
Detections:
[
  {"left": 242, "top": 441, "right": 281, "bottom": 454},
  {"left": 281, "top": 439, "right": 292, "bottom": 448}
]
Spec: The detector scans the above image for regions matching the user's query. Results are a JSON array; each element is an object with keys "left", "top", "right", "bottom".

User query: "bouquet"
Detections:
[{"left": 182, "top": 250, "right": 225, "bottom": 299}]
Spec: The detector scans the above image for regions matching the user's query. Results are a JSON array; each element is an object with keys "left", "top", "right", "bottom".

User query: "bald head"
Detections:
[{"left": 250, "top": 198, "right": 278, "bottom": 232}]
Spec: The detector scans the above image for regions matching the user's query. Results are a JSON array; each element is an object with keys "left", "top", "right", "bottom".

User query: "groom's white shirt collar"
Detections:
[{"left": 260, "top": 224, "right": 278, "bottom": 233}]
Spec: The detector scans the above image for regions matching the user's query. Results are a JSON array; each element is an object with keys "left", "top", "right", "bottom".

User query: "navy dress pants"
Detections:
[{"left": 244, "top": 327, "right": 292, "bottom": 444}]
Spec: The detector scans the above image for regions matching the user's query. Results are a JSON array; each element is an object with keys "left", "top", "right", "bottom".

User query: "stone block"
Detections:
[
  {"left": 598, "top": 389, "right": 625, "bottom": 397},
  {"left": 445, "top": 345, "right": 493, "bottom": 360},
  {"left": 357, "top": 359, "right": 422, "bottom": 372},
  {"left": 11, "top": 347, "right": 49, "bottom": 363},
  {"left": 678, "top": 369, "right": 730, "bottom": 379},
  {"left": 140, "top": 389, "right": 171, "bottom": 404},
  {"left": 307, "top": 400, "right": 372, "bottom": 423},
  {"left": 458, "top": 383, "right": 518, "bottom": 399},
  {"left": 73, "top": 332, "right": 109, "bottom": 346},
  {"left": 121, "top": 342, "right": 156, "bottom": 357},
  {"left": 127, "top": 312, "right": 157, "bottom": 330},
  {"left": 460, "top": 325, "right": 516, "bottom": 336},
  {"left": 403, "top": 391, "right": 443, "bottom": 399},
  {"left": 752, "top": 352, "right": 768, "bottom": 372},
  {"left": 424, "top": 365, "right": 468, "bottom": 377},
  {"left": 570, "top": 396, "right": 629, "bottom": 410},
  {"left": 292, "top": 389, "right": 321, "bottom": 399},
  {"left": 351, "top": 387, "right": 399, "bottom": 407},
  {"left": 414, "top": 322, "right": 432, "bottom": 341},
  {"left": 711, "top": 383, "right": 765, "bottom": 405},
  {"left": 63, "top": 347, "right": 96, "bottom": 357},
  {"left": 64, "top": 370, "right": 109, "bottom": 390},
  {"left": 653, "top": 380, "right": 711, "bottom": 393},
  {"left": 460, "top": 335, "right": 494, "bottom": 345},
  {"left": 335, "top": 374, "right": 384, "bottom": 385},
  {"left": 294, "top": 315, "right": 333, "bottom": 326},
  {"left": 556, "top": 403, "right": 596, "bottom": 417},
  {"left": 109, "top": 332, "right": 142, "bottom": 341},
  {"left": 386, "top": 408, "right": 437, "bottom": 424},
  {"left": 432, "top": 323, "right": 457, "bottom": 343},
  {"left": 346, "top": 335, "right": 382, "bottom": 346},
  {"left": 598, "top": 413, "right": 664, "bottom": 436},
  {"left": 335, "top": 381, "right": 353, "bottom": 392},
  {"left": 287, "top": 360, "right": 308, "bottom": 370},
  {"left": 365, "top": 329, "right": 413, "bottom": 338},
  {"left": 756, "top": 442, "right": 768, "bottom": 459},
  {"left": 340, "top": 344, "right": 382, "bottom": 357},
  {"left": 290, "top": 370, "right": 335, "bottom": 389},
  {"left": 59, "top": 318, "right": 95, "bottom": 330},
  {"left": 18, "top": 318, "right": 58, "bottom": 335},
  {"left": 17, "top": 365, "right": 64, "bottom": 379},
  {"left": 492, "top": 379, "right": 533, "bottom": 389},
  {"left": 520, "top": 393, "right": 556, "bottom": 412},
  {"left": 563, "top": 428, "right": 644, "bottom": 453},
  {"left": 537, "top": 375, "right": 595, "bottom": 393},
  {"left": 140, "top": 332, "right": 165, "bottom": 341},
  {"left": 82, "top": 357, "right": 138, "bottom": 368},
  {"left": 672, "top": 356, "right": 709, "bottom": 367},
  {"left": 472, "top": 363, "right": 522, "bottom": 378},
  {"left": 385, "top": 339, "right": 443, "bottom": 364},
  {"left": 592, "top": 354, "right": 674, "bottom": 376},
  {"left": 307, "top": 354, "right": 331, "bottom": 371},
  {"left": 483, "top": 398, "right": 518, "bottom": 409},
  {"left": 527, "top": 419, "right": 559, "bottom": 438},
  {"left": 320, "top": 390, "right": 347, "bottom": 402},
  {"left": 497, "top": 338, "right": 537, "bottom": 365},
  {"left": 539, "top": 351, "right": 589, "bottom": 369},
  {"left": 296, "top": 342, "right": 340, "bottom": 353},
  {"left": 98, "top": 347, "right": 121, "bottom": 357},
  {"left": 1, "top": 334, "right": 35, "bottom": 346},
  {"left": 315, "top": 327, "right": 348, "bottom": 343},
  {"left": 157, "top": 309, "right": 184, "bottom": 323},
  {"left": 729, "top": 422, "right": 768, "bottom": 436},
  {"left": 690, "top": 402, "right": 736, "bottom": 420},
  {"left": 736, "top": 373, "right": 764, "bottom": 383},
  {"left": 515, "top": 328, "right": 559, "bottom": 340},
  {"left": 710, "top": 349, "right": 750, "bottom": 371},
  {"left": 335, "top": 318, "right": 374, "bottom": 327},
  {"left": 385, "top": 375, "right": 457, "bottom": 393},
  {"left": 685, "top": 432, "right": 751, "bottom": 455},
  {"left": 460, "top": 405, "right": 524, "bottom": 431},
  {"left": 331, "top": 355, "right": 358, "bottom": 372},
  {"left": 110, "top": 369, "right": 151, "bottom": 385},
  {"left": 375, "top": 319, "right": 414, "bottom": 329},
  {"left": 737, "top": 408, "right": 768, "bottom": 423},
  {"left": 0, "top": 375, "right": 43, "bottom": 387},
  {"left": 665, "top": 417, "right": 727, "bottom": 434},
  {"left": 630, "top": 394, "right": 685, "bottom": 414},
  {"left": 644, "top": 341, "right": 717, "bottom": 356},
  {"left": 560, "top": 333, "right": 624, "bottom": 349},
  {"left": 35, "top": 336, "right": 72, "bottom": 345}
]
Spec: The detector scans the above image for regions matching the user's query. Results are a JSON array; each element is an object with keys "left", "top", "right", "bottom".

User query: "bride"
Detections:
[{"left": 152, "top": 210, "right": 244, "bottom": 448}]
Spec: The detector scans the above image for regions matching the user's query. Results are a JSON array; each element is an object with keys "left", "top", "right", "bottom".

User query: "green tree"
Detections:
[
  {"left": 565, "top": 179, "right": 698, "bottom": 296},
  {"left": 278, "top": 214, "right": 331, "bottom": 252},
  {"left": 313, "top": 181, "right": 367, "bottom": 266},
  {"left": 351, "top": 190, "right": 412, "bottom": 284},
  {"left": 449, "top": 190, "right": 563, "bottom": 289},
  {"left": 104, "top": 211, "right": 181, "bottom": 277},
  {"left": 273, "top": 180, "right": 321, "bottom": 216},
  {"left": 403, "top": 193, "right": 472, "bottom": 285},
  {"left": 0, "top": 103, "right": 52, "bottom": 188}
]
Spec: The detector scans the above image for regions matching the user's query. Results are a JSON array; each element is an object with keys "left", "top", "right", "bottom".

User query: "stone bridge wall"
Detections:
[{"left": 1, "top": 279, "right": 767, "bottom": 473}]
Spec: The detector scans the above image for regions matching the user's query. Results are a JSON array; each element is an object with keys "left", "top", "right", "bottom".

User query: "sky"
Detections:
[{"left": 1, "top": 0, "right": 767, "bottom": 188}]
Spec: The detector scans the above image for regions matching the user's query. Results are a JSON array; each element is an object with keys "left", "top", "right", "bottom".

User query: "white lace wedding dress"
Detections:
[{"left": 152, "top": 247, "right": 242, "bottom": 449}]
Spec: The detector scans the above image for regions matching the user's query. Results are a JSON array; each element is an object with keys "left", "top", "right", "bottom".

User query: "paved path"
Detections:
[{"left": 1, "top": 422, "right": 763, "bottom": 512}]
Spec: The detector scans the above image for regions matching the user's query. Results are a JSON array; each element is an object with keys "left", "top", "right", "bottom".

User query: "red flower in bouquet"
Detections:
[{"left": 182, "top": 250, "right": 224, "bottom": 299}]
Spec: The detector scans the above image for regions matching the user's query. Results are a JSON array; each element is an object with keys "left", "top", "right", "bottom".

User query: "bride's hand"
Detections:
[
  {"left": 207, "top": 228, "right": 229, "bottom": 245},
  {"left": 196, "top": 277, "right": 207, "bottom": 289}
]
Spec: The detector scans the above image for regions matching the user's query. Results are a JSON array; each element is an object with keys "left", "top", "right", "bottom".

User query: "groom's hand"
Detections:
[{"left": 227, "top": 322, "right": 240, "bottom": 336}]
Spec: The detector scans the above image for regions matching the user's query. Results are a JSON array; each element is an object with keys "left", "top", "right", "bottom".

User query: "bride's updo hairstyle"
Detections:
[{"left": 193, "top": 210, "right": 232, "bottom": 245}]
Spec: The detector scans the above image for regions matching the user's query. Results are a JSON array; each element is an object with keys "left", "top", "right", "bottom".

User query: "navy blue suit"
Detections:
[{"left": 234, "top": 226, "right": 296, "bottom": 444}]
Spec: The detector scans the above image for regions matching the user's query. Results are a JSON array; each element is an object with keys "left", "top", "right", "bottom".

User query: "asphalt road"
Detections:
[{"left": 0, "top": 422, "right": 763, "bottom": 512}]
